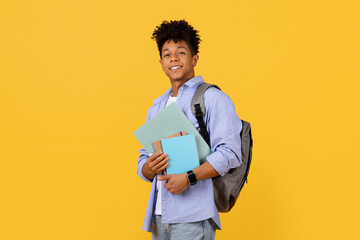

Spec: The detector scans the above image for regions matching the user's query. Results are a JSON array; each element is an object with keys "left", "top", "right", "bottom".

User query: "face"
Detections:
[{"left": 160, "top": 39, "right": 199, "bottom": 84}]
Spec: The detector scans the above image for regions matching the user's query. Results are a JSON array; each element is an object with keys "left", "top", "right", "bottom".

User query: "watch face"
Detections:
[{"left": 187, "top": 171, "right": 197, "bottom": 185}]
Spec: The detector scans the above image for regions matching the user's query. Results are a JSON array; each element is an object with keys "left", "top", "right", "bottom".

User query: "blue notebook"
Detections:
[{"left": 161, "top": 134, "right": 200, "bottom": 175}]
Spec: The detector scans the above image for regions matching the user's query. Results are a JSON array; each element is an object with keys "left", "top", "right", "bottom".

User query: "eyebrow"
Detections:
[{"left": 162, "top": 46, "right": 188, "bottom": 53}]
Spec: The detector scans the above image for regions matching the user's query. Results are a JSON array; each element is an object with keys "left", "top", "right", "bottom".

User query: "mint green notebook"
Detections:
[
  {"left": 133, "top": 103, "right": 212, "bottom": 164},
  {"left": 161, "top": 134, "right": 200, "bottom": 175}
]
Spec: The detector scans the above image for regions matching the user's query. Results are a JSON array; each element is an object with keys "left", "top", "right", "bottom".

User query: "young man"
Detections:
[{"left": 137, "top": 20, "right": 242, "bottom": 240}]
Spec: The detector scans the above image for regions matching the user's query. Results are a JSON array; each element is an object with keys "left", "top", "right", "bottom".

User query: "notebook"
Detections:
[{"left": 161, "top": 134, "right": 200, "bottom": 175}]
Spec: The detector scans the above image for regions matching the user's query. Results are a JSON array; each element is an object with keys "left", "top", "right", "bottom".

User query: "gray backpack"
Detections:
[{"left": 191, "top": 83, "right": 253, "bottom": 213}]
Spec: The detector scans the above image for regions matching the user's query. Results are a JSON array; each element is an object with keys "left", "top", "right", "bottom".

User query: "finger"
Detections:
[
  {"left": 163, "top": 182, "right": 171, "bottom": 191},
  {"left": 148, "top": 155, "right": 168, "bottom": 168},
  {"left": 152, "top": 157, "right": 169, "bottom": 170},
  {"left": 149, "top": 153, "right": 167, "bottom": 164},
  {"left": 158, "top": 174, "right": 170, "bottom": 181},
  {"left": 155, "top": 162, "right": 169, "bottom": 174},
  {"left": 153, "top": 151, "right": 164, "bottom": 158},
  {"left": 147, "top": 152, "right": 163, "bottom": 162}
]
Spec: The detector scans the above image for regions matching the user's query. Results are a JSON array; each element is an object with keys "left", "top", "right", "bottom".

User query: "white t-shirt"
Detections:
[{"left": 155, "top": 95, "right": 177, "bottom": 215}]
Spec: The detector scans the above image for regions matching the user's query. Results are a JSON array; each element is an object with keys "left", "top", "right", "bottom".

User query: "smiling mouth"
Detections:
[{"left": 170, "top": 66, "right": 182, "bottom": 70}]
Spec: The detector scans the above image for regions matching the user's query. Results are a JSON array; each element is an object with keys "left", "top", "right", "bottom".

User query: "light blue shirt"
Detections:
[{"left": 137, "top": 76, "right": 242, "bottom": 232}]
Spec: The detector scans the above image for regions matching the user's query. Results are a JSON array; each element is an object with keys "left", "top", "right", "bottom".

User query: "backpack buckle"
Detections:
[{"left": 194, "top": 104, "right": 203, "bottom": 118}]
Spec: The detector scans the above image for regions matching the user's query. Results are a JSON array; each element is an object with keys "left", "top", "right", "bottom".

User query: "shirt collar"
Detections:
[
  {"left": 183, "top": 75, "right": 205, "bottom": 88},
  {"left": 153, "top": 75, "right": 204, "bottom": 104}
]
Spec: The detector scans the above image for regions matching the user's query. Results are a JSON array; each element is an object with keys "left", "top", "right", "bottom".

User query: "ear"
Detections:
[{"left": 192, "top": 54, "right": 199, "bottom": 67}]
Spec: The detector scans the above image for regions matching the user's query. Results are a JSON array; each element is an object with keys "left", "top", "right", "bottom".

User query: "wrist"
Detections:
[{"left": 184, "top": 173, "right": 190, "bottom": 186}]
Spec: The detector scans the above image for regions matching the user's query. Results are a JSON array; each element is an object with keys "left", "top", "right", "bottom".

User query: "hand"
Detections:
[
  {"left": 143, "top": 152, "right": 169, "bottom": 179},
  {"left": 158, "top": 173, "right": 190, "bottom": 194}
]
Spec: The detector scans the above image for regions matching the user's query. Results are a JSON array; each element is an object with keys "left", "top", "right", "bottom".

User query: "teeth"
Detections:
[{"left": 171, "top": 66, "right": 181, "bottom": 70}]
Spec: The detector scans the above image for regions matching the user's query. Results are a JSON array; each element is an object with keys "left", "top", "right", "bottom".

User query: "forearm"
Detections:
[
  {"left": 158, "top": 161, "right": 218, "bottom": 194},
  {"left": 192, "top": 161, "right": 219, "bottom": 181}
]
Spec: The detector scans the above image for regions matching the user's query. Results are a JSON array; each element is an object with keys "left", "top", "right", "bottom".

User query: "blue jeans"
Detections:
[{"left": 151, "top": 215, "right": 216, "bottom": 240}]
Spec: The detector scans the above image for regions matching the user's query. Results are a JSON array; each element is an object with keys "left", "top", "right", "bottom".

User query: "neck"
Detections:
[
  {"left": 170, "top": 81, "right": 183, "bottom": 97},
  {"left": 170, "top": 75, "right": 195, "bottom": 97}
]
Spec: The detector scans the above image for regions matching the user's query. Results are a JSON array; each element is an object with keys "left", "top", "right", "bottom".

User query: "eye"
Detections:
[
  {"left": 179, "top": 51, "right": 185, "bottom": 55},
  {"left": 163, "top": 54, "right": 170, "bottom": 58}
]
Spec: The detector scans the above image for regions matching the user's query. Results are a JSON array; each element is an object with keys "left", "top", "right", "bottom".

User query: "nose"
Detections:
[{"left": 170, "top": 55, "right": 179, "bottom": 62}]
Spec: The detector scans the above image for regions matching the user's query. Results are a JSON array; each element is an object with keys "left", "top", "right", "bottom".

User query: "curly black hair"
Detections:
[{"left": 152, "top": 20, "right": 201, "bottom": 58}]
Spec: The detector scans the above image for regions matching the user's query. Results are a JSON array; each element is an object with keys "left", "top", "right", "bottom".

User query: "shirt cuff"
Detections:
[{"left": 137, "top": 150, "right": 153, "bottom": 182}]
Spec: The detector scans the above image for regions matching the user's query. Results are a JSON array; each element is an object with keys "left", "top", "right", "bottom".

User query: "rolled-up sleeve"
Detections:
[
  {"left": 137, "top": 148, "right": 152, "bottom": 182},
  {"left": 204, "top": 88, "right": 242, "bottom": 176}
]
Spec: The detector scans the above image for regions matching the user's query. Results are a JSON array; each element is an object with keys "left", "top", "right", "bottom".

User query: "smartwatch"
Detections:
[{"left": 187, "top": 170, "right": 198, "bottom": 185}]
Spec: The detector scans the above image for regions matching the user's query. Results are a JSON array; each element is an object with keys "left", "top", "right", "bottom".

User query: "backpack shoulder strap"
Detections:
[
  {"left": 191, "top": 83, "right": 221, "bottom": 146},
  {"left": 191, "top": 83, "right": 220, "bottom": 116}
]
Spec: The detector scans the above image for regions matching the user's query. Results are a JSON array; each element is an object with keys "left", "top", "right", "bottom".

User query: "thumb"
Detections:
[{"left": 158, "top": 175, "right": 170, "bottom": 181}]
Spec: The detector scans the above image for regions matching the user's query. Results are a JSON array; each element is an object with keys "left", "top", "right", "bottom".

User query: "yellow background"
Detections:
[{"left": 1, "top": 0, "right": 359, "bottom": 239}]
